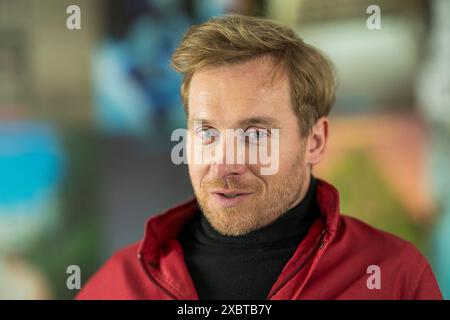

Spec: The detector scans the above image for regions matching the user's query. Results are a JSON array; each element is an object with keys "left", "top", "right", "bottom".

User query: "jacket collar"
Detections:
[{"left": 138, "top": 178, "right": 341, "bottom": 262}]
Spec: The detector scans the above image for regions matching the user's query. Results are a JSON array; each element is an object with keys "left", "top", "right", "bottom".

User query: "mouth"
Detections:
[{"left": 210, "top": 190, "right": 253, "bottom": 207}]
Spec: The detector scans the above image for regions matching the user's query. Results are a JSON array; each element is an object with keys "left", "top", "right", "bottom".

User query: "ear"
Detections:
[{"left": 305, "top": 117, "right": 329, "bottom": 167}]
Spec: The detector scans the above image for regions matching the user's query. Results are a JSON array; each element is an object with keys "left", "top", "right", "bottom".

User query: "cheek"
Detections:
[
  {"left": 188, "top": 163, "right": 208, "bottom": 187},
  {"left": 244, "top": 163, "right": 264, "bottom": 180},
  {"left": 278, "top": 136, "right": 305, "bottom": 169},
  {"left": 186, "top": 135, "right": 207, "bottom": 185}
]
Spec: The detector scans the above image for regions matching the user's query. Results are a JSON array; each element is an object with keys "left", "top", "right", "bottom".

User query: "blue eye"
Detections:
[
  {"left": 245, "top": 128, "right": 269, "bottom": 143},
  {"left": 196, "top": 128, "right": 219, "bottom": 144}
]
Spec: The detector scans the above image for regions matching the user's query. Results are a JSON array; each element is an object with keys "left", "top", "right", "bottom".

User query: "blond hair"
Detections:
[{"left": 171, "top": 14, "right": 336, "bottom": 136}]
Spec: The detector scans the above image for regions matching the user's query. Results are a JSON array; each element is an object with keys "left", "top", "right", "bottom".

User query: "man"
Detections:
[{"left": 77, "top": 15, "right": 442, "bottom": 300}]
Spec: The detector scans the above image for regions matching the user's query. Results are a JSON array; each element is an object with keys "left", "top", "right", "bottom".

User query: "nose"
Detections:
[
  {"left": 211, "top": 162, "right": 246, "bottom": 179},
  {"left": 210, "top": 132, "right": 248, "bottom": 178}
]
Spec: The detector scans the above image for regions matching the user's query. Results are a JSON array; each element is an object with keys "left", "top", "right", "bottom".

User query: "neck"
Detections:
[{"left": 287, "top": 173, "right": 312, "bottom": 211}]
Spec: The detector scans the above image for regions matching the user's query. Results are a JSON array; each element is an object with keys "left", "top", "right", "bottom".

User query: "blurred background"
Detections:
[{"left": 0, "top": 0, "right": 449, "bottom": 299}]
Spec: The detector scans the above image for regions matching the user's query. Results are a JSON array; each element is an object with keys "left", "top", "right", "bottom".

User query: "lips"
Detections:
[
  {"left": 210, "top": 190, "right": 253, "bottom": 207},
  {"left": 221, "top": 193, "right": 242, "bottom": 198}
]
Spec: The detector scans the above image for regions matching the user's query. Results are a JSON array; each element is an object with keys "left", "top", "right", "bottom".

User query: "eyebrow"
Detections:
[{"left": 189, "top": 116, "right": 280, "bottom": 128}]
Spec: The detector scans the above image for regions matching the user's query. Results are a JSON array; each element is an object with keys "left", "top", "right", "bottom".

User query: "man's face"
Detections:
[{"left": 187, "top": 57, "right": 311, "bottom": 236}]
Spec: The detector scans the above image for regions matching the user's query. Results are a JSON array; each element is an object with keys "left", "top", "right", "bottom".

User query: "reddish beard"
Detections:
[{"left": 191, "top": 151, "right": 307, "bottom": 236}]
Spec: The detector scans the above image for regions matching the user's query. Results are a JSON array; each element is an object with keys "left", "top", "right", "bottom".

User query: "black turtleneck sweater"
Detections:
[{"left": 177, "top": 176, "right": 320, "bottom": 300}]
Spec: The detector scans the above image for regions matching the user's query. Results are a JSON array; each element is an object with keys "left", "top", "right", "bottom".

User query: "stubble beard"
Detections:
[{"left": 191, "top": 152, "right": 308, "bottom": 236}]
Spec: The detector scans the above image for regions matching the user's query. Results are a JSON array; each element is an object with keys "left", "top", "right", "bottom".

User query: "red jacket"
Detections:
[{"left": 76, "top": 179, "right": 442, "bottom": 300}]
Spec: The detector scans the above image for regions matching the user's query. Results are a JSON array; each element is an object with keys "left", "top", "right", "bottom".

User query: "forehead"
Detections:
[{"left": 188, "top": 57, "right": 292, "bottom": 127}]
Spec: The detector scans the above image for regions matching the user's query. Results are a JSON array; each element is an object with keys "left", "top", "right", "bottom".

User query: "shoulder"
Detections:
[
  {"left": 75, "top": 242, "right": 142, "bottom": 300},
  {"left": 334, "top": 215, "right": 442, "bottom": 299},
  {"left": 99, "top": 242, "right": 142, "bottom": 273},
  {"left": 337, "top": 215, "right": 425, "bottom": 262}
]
